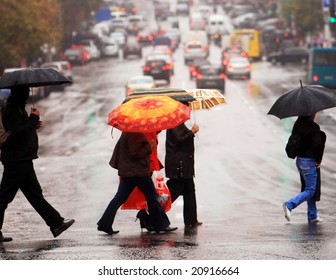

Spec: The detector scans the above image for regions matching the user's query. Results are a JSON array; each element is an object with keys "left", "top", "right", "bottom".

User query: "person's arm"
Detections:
[
  {"left": 312, "top": 125, "right": 325, "bottom": 164},
  {"left": 4, "top": 105, "right": 39, "bottom": 139},
  {"left": 170, "top": 123, "right": 198, "bottom": 143}
]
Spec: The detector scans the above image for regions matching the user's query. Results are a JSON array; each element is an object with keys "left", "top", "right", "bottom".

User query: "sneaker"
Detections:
[
  {"left": 282, "top": 204, "right": 291, "bottom": 222},
  {"left": 309, "top": 216, "right": 323, "bottom": 223}
]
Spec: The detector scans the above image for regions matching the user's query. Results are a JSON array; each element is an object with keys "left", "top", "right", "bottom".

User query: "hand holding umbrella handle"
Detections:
[
  {"left": 191, "top": 124, "right": 199, "bottom": 134},
  {"left": 31, "top": 107, "right": 40, "bottom": 116}
]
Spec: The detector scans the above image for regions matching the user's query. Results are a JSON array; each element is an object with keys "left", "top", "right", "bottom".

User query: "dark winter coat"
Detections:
[
  {"left": 1, "top": 96, "right": 39, "bottom": 162},
  {"left": 165, "top": 123, "right": 195, "bottom": 179},
  {"left": 109, "top": 132, "right": 152, "bottom": 177},
  {"left": 292, "top": 116, "right": 326, "bottom": 163}
]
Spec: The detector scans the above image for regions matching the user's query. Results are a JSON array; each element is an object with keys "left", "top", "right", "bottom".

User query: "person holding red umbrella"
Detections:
[{"left": 97, "top": 131, "right": 177, "bottom": 234}]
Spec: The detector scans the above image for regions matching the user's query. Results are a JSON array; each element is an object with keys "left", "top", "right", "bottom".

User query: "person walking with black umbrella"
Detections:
[
  {"left": 282, "top": 114, "right": 326, "bottom": 223},
  {"left": 0, "top": 86, "right": 75, "bottom": 242}
]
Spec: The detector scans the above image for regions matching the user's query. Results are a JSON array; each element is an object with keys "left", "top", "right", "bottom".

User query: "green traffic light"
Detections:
[{"left": 330, "top": 17, "right": 336, "bottom": 23}]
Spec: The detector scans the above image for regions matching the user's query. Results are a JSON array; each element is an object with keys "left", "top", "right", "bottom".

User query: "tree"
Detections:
[
  {"left": 0, "top": 0, "right": 62, "bottom": 70},
  {"left": 58, "top": 0, "right": 101, "bottom": 37},
  {"left": 281, "top": 0, "right": 324, "bottom": 36}
]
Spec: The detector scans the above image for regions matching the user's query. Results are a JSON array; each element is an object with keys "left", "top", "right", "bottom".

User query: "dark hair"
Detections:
[{"left": 10, "top": 86, "right": 30, "bottom": 103}]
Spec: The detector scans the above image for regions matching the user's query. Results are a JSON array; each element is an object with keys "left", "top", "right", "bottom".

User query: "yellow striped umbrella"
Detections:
[{"left": 108, "top": 95, "right": 191, "bottom": 132}]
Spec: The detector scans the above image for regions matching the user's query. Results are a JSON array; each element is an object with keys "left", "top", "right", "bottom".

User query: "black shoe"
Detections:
[
  {"left": 185, "top": 221, "right": 203, "bottom": 227},
  {"left": 136, "top": 210, "right": 153, "bottom": 232},
  {"left": 155, "top": 226, "right": 178, "bottom": 233},
  {"left": 97, "top": 225, "right": 119, "bottom": 235},
  {"left": 0, "top": 231, "right": 12, "bottom": 242},
  {"left": 51, "top": 219, "right": 75, "bottom": 238}
]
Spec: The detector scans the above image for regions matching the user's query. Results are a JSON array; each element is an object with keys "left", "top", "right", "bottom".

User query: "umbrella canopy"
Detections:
[
  {"left": 125, "top": 88, "right": 196, "bottom": 103},
  {"left": 267, "top": 81, "right": 336, "bottom": 119},
  {"left": 108, "top": 95, "right": 191, "bottom": 133},
  {"left": 0, "top": 67, "right": 72, "bottom": 89},
  {"left": 186, "top": 89, "right": 227, "bottom": 110}
]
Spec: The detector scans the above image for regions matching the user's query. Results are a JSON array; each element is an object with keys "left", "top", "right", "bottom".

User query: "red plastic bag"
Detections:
[{"left": 121, "top": 172, "right": 172, "bottom": 212}]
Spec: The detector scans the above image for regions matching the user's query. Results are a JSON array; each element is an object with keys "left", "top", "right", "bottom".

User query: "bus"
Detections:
[
  {"left": 231, "top": 29, "right": 263, "bottom": 60},
  {"left": 308, "top": 48, "right": 336, "bottom": 89}
]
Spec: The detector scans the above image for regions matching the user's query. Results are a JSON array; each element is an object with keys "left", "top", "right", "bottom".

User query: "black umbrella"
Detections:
[
  {"left": 125, "top": 88, "right": 196, "bottom": 103},
  {"left": 0, "top": 67, "right": 72, "bottom": 89},
  {"left": 267, "top": 81, "right": 336, "bottom": 119}
]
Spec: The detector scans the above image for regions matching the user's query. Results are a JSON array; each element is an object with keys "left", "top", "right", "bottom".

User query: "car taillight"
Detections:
[
  {"left": 196, "top": 73, "right": 202, "bottom": 79},
  {"left": 241, "top": 52, "right": 248, "bottom": 58},
  {"left": 222, "top": 59, "right": 228, "bottom": 65},
  {"left": 143, "top": 66, "right": 150, "bottom": 71},
  {"left": 162, "top": 65, "right": 170, "bottom": 70},
  {"left": 227, "top": 65, "right": 233, "bottom": 69},
  {"left": 220, "top": 73, "right": 225, "bottom": 79},
  {"left": 201, "top": 46, "right": 207, "bottom": 52},
  {"left": 136, "top": 36, "right": 140, "bottom": 41},
  {"left": 313, "top": 75, "right": 319, "bottom": 82},
  {"left": 148, "top": 35, "right": 153, "bottom": 41},
  {"left": 246, "top": 65, "right": 251, "bottom": 70},
  {"left": 134, "top": 26, "right": 139, "bottom": 31}
]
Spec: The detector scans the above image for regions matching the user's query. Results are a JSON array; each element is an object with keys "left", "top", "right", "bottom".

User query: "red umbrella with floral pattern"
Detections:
[{"left": 108, "top": 95, "right": 191, "bottom": 132}]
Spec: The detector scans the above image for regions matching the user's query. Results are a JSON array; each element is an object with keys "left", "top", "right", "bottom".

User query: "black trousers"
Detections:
[
  {"left": 0, "top": 160, "right": 63, "bottom": 230},
  {"left": 166, "top": 178, "right": 197, "bottom": 225},
  {"left": 97, "top": 176, "right": 170, "bottom": 231}
]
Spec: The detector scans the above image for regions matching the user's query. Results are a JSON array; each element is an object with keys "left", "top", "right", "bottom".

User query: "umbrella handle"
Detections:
[
  {"left": 31, "top": 87, "right": 35, "bottom": 108},
  {"left": 110, "top": 127, "right": 114, "bottom": 139}
]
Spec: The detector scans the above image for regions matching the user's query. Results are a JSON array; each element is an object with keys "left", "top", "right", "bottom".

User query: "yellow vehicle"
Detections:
[{"left": 231, "top": 29, "right": 263, "bottom": 60}]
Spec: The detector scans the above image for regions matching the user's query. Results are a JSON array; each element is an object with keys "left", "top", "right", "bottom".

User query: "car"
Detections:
[
  {"left": 146, "top": 54, "right": 174, "bottom": 75},
  {"left": 267, "top": 47, "right": 309, "bottom": 65},
  {"left": 0, "top": 88, "right": 11, "bottom": 107},
  {"left": 183, "top": 41, "right": 208, "bottom": 64},
  {"left": 195, "top": 64, "right": 225, "bottom": 91},
  {"left": 176, "top": 3, "right": 189, "bottom": 15},
  {"left": 125, "top": 75, "right": 156, "bottom": 96},
  {"left": 188, "top": 58, "right": 210, "bottom": 79},
  {"left": 79, "top": 39, "right": 101, "bottom": 60},
  {"left": 189, "top": 13, "right": 207, "bottom": 31},
  {"left": 135, "top": 32, "right": 154, "bottom": 45},
  {"left": 221, "top": 47, "right": 249, "bottom": 72},
  {"left": 166, "top": 16, "right": 179, "bottom": 29},
  {"left": 226, "top": 56, "right": 251, "bottom": 79},
  {"left": 127, "top": 14, "right": 146, "bottom": 34},
  {"left": 101, "top": 38, "right": 119, "bottom": 57},
  {"left": 151, "top": 45, "right": 172, "bottom": 56},
  {"left": 41, "top": 60, "right": 73, "bottom": 82},
  {"left": 123, "top": 41, "right": 142, "bottom": 58},
  {"left": 63, "top": 46, "right": 90, "bottom": 65},
  {"left": 143, "top": 58, "right": 171, "bottom": 84},
  {"left": 109, "top": 31, "right": 127, "bottom": 47},
  {"left": 194, "top": 5, "right": 213, "bottom": 21},
  {"left": 111, "top": 18, "right": 127, "bottom": 30}
]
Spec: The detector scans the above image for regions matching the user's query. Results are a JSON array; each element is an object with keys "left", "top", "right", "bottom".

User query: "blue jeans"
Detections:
[{"left": 284, "top": 157, "right": 318, "bottom": 221}]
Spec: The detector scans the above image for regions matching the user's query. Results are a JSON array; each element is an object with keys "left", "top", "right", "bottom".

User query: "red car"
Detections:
[{"left": 64, "top": 45, "right": 90, "bottom": 66}]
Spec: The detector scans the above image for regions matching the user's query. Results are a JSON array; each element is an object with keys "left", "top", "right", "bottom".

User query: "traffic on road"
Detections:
[{"left": 1, "top": 1, "right": 336, "bottom": 273}]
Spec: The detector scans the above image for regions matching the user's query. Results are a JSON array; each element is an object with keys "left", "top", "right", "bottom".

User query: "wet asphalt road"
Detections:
[{"left": 1, "top": 3, "right": 336, "bottom": 262}]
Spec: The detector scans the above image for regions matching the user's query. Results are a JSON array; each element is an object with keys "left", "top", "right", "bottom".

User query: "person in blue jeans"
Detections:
[{"left": 283, "top": 114, "right": 326, "bottom": 223}]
